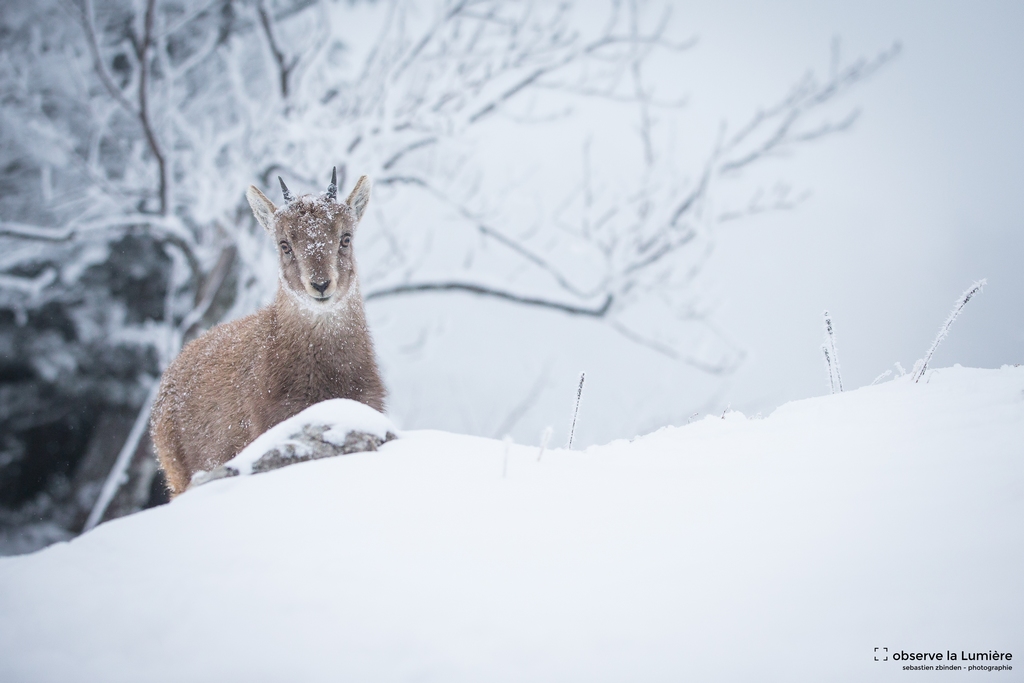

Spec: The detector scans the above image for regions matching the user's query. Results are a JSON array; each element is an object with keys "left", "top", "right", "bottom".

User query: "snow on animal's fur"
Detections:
[{"left": 151, "top": 171, "right": 386, "bottom": 495}]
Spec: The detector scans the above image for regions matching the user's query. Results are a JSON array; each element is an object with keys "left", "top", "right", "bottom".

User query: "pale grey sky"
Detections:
[{"left": 680, "top": 0, "right": 1024, "bottom": 414}]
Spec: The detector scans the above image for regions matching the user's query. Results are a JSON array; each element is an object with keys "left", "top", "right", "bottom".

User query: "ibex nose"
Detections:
[{"left": 311, "top": 280, "right": 330, "bottom": 295}]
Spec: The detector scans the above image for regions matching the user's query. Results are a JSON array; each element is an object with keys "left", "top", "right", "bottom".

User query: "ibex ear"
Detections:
[
  {"left": 246, "top": 185, "right": 277, "bottom": 232},
  {"left": 345, "top": 175, "right": 371, "bottom": 225}
]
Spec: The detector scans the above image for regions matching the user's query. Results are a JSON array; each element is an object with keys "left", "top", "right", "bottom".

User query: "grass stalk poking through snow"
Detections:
[
  {"left": 871, "top": 369, "right": 892, "bottom": 385},
  {"left": 912, "top": 280, "right": 986, "bottom": 383},
  {"left": 537, "top": 427, "right": 553, "bottom": 462},
  {"left": 567, "top": 372, "right": 586, "bottom": 449},
  {"left": 823, "top": 311, "right": 843, "bottom": 393},
  {"left": 822, "top": 346, "right": 835, "bottom": 394}
]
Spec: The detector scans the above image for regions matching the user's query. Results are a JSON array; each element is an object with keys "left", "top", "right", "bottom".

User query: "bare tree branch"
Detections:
[
  {"left": 178, "top": 244, "right": 236, "bottom": 342},
  {"left": 382, "top": 138, "right": 438, "bottom": 170},
  {"left": 366, "top": 282, "right": 613, "bottom": 317},
  {"left": 609, "top": 320, "right": 743, "bottom": 375},
  {"left": 718, "top": 42, "right": 900, "bottom": 174},
  {"left": 0, "top": 221, "right": 76, "bottom": 241},
  {"left": 258, "top": 0, "right": 297, "bottom": 99}
]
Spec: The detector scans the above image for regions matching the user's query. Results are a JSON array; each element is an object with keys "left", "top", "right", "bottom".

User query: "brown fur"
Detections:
[{"left": 151, "top": 176, "right": 386, "bottom": 495}]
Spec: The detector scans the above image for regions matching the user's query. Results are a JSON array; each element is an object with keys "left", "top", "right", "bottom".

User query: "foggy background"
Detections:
[
  {"left": 688, "top": 0, "right": 1023, "bottom": 420},
  {"left": 376, "top": 0, "right": 1024, "bottom": 443},
  {"left": 0, "top": 0, "right": 1020, "bottom": 552}
]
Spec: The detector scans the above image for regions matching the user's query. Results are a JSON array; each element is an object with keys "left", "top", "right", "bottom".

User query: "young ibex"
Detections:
[{"left": 151, "top": 170, "right": 386, "bottom": 494}]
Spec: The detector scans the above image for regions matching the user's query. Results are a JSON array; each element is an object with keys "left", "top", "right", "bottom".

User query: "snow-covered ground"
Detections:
[{"left": 0, "top": 365, "right": 1021, "bottom": 682}]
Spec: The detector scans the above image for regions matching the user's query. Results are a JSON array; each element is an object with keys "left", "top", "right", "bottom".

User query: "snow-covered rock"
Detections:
[
  {"left": 191, "top": 399, "right": 397, "bottom": 487},
  {"left": 0, "top": 366, "right": 1021, "bottom": 682}
]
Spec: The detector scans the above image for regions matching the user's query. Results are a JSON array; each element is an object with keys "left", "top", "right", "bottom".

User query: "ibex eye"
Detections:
[
  {"left": 279, "top": 241, "right": 292, "bottom": 254},
  {"left": 340, "top": 234, "right": 352, "bottom": 249}
]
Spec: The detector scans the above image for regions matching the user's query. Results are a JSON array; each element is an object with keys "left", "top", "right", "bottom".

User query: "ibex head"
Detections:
[{"left": 246, "top": 168, "right": 371, "bottom": 309}]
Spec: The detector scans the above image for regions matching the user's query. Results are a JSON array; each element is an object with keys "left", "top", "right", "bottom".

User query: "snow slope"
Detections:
[{"left": 0, "top": 366, "right": 1021, "bottom": 682}]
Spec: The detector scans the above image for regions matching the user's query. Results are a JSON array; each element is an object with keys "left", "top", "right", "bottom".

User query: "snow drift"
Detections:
[{"left": 0, "top": 366, "right": 1021, "bottom": 682}]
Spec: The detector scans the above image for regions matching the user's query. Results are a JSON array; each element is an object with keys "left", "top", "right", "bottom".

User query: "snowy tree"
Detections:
[{"left": 0, "top": 0, "right": 896, "bottom": 545}]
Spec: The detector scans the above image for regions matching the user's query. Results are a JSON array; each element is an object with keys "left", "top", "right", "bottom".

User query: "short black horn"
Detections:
[
  {"left": 326, "top": 167, "right": 338, "bottom": 201},
  {"left": 278, "top": 176, "right": 296, "bottom": 203}
]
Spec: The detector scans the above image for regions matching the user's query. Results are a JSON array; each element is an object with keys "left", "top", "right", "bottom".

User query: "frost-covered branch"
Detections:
[
  {"left": 76, "top": 0, "right": 138, "bottom": 115},
  {"left": 135, "top": 0, "right": 168, "bottom": 215}
]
